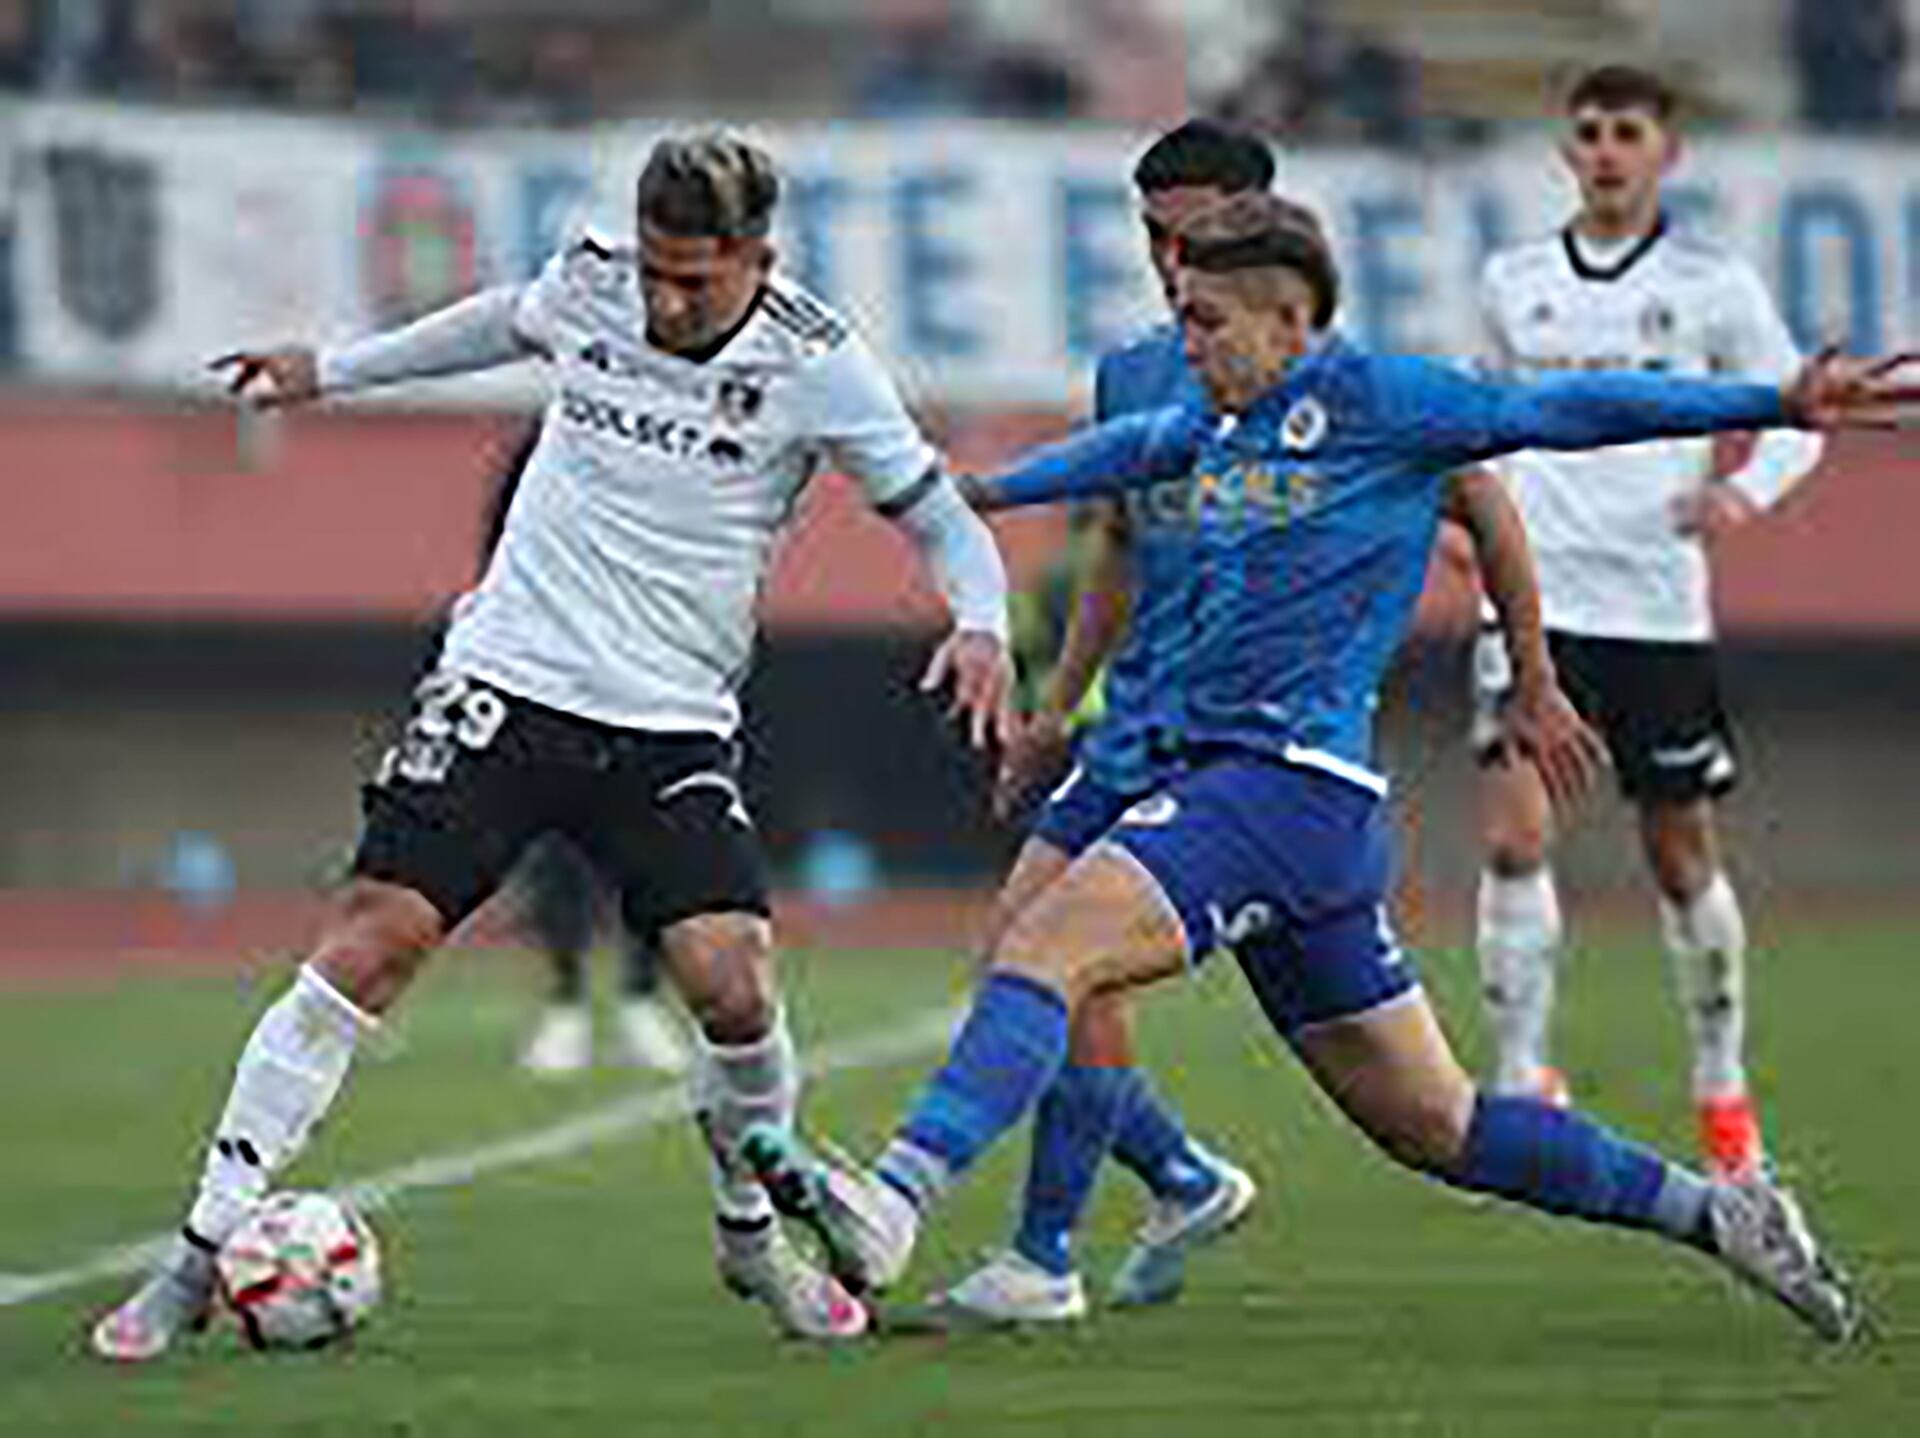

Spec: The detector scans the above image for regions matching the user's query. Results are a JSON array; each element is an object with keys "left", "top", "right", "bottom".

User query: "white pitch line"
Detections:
[{"left": 0, "top": 1003, "right": 958, "bottom": 1309}]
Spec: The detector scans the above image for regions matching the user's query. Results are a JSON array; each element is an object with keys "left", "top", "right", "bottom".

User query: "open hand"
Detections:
[
  {"left": 1672, "top": 484, "right": 1760, "bottom": 541},
  {"left": 1504, "top": 680, "right": 1607, "bottom": 811},
  {"left": 209, "top": 346, "right": 320, "bottom": 409},
  {"left": 921, "top": 628, "right": 1016, "bottom": 751},
  {"left": 1782, "top": 348, "right": 1920, "bottom": 429}
]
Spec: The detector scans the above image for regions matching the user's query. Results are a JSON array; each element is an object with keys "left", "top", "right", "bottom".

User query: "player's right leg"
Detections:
[
  {"left": 1291, "top": 987, "right": 1862, "bottom": 1343},
  {"left": 739, "top": 842, "right": 1191, "bottom": 1299},
  {"left": 1471, "top": 629, "right": 1570, "bottom": 1106},
  {"left": 585, "top": 736, "right": 863, "bottom": 1339},
  {"left": 91, "top": 671, "right": 548, "bottom": 1361},
  {"left": 91, "top": 881, "right": 446, "bottom": 1362},
  {"left": 925, "top": 781, "right": 1254, "bottom": 1328}
]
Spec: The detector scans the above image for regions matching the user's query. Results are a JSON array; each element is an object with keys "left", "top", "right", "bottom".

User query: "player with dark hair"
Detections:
[
  {"left": 91, "top": 131, "right": 1013, "bottom": 1357},
  {"left": 915, "top": 120, "right": 1278, "bottom": 1329},
  {"left": 744, "top": 192, "right": 1905, "bottom": 1344},
  {"left": 1469, "top": 66, "right": 1824, "bottom": 1178}
]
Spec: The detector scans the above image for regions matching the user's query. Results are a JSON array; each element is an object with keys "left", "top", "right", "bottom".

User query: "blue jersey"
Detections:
[
  {"left": 1086, "top": 325, "right": 1205, "bottom": 791},
  {"left": 992, "top": 337, "right": 1787, "bottom": 793}
]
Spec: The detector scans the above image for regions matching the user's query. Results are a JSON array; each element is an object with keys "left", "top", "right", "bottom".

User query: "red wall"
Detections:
[{"left": 1, "top": 393, "right": 1914, "bottom": 633}]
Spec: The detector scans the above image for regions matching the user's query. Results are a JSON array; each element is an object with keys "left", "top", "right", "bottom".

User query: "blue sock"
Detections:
[
  {"left": 1450, "top": 1094, "right": 1713, "bottom": 1244},
  {"left": 879, "top": 972, "right": 1069, "bottom": 1210},
  {"left": 1109, "top": 1069, "right": 1220, "bottom": 1205},
  {"left": 1011, "top": 1066, "right": 1131, "bottom": 1277}
]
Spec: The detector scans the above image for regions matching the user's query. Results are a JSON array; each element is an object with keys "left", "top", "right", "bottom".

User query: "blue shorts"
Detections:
[
  {"left": 1030, "top": 764, "right": 1146, "bottom": 858},
  {"left": 1102, "top": 758, "right": 1419, "bottom": 1038}
]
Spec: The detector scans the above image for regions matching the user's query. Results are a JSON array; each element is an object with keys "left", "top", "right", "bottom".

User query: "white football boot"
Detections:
[
  {"left": 614, "top": 997, "right": 692, "bottom": 1075},
  {"left": 913, "top": 1250, "right": 1087, "bottom": 1330},
  {"left": 1109, "top": 1151, "right": 1258, "bottom": 1308},
  {"left": 518, "top": 1004, "right": 592, "bottom": 1075},
  {"left": 738, "top": 1124, "right": 918, "bottom": 1296},
  {"left": 716, "top": 1222, "right": 869, "bottom": 1341},
  {"left": 1707, "top": 1177, "right": 1865, "bottom": 1343},
  {"left": 89, "top": 1235, "right": 219, "bottom": 1362}
]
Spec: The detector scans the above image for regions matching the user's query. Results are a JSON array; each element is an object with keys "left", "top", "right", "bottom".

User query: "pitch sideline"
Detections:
[{"left": 0, "top": 1003, "right": 959, "bottom": 1309}]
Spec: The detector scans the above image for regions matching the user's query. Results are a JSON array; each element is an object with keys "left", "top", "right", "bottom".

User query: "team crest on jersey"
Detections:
[
  {"left": 716, "top": 377, "right": 765, "bottom": 427},
  {"left": 1527, "top": 300, "right": 1555, "bottom": 327},
  {"left": 1281, "top": 396, "right": 1329, "bottom": 453},
  {"left": 1639, "top": 299, "right": 1677, "bottom": 343}
]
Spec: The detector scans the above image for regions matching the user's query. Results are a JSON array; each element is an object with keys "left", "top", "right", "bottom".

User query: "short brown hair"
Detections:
[
  {"left": 636, "top": 132, "right": 780, "bottom": 239},
  {"left": 1567, "top": 65, "right": 1677, "bottom": 122},
  {"left": 1176, "top": 192, "right": 1340, "bottom": 328}
]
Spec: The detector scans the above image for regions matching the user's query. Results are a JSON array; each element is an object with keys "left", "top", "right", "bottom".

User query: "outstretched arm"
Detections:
[
  {"left": 1406, "top": 351, "right": 1920, "bottom": 472},
  {"left": 963, "top": 407, "right": 1202, "bottom": 511},
  {"left": 213, "top": 286, "right": 538, "bottom": 409}
]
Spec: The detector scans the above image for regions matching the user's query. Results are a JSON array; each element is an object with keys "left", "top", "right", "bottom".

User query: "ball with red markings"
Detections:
[{"left": 216, "top": 1191, "right": 382, "bottom": 1350}]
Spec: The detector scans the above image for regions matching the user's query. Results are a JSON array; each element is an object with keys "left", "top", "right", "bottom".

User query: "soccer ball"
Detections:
[{"left": 215, "top": 1191, "right": 382, "bottom": 1350}]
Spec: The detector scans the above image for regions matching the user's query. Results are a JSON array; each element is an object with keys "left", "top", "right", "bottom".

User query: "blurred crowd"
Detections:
[
  {"left": 0, "top": 0, "right": 1185, "bottom": 126},
  {"left": 0, "top": 0, "right": 1913, "bottom": 139}
]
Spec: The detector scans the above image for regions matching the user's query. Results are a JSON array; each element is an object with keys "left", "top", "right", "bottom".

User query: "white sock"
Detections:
[
  {"left": 186, "top": 965, "right": 375, "bottom": 1244},
  {"left": 1659, "top": 872, "right": 1749, "bottom": 1100},
  {"left": 1476, "top": 868, "right": 1563, "bottom": 1094},
  {"left": 690, "top": 1015, "right": 798, "bottom": 1228}
]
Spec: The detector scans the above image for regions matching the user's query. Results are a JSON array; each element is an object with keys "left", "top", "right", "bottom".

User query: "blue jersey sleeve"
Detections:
[
  {"left": 978, "top": 406, "right": 1202, "bottom": 511},
  {"left": 1091, "top": 352, "right": 1118, "bottom": 425},
  {"left": 1374, "top": 356, "right": 1792, "bottom": 471}
]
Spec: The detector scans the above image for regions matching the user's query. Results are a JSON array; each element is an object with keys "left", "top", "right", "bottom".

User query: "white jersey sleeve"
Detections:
[
  {"left": 799, "top": 335, "right": 939, "bottom": 512},
  {"left": 1708, "top": 261, "right": 1825, "bottom": 509},
  {"left": 511, "top": 229, "right": 627, "bottom": 357}
]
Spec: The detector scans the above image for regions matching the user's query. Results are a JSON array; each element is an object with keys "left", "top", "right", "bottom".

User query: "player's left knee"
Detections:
[
  {"left": 1365, "top": 1093, "right": 1475, "bottom": 1175},
  {"left": 1642, "top": 803, "right": 1718, "bottom": 902},
  {"left": 661, "top": 913, "right": 775, "bottom": 1043}
]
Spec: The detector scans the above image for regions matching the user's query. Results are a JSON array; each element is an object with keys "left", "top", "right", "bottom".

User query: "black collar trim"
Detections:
[{"left": 1562, "top": 216, "right": 1667, "bottom": 283}]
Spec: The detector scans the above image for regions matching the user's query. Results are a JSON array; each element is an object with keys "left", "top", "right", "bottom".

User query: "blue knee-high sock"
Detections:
[
  {"left": 878, "top": 972, "right": 1069, "bottom": 1210},
  {"left": 1450, "top": 1094, "right": 1713, "bottom": 1244},
  {"left": 1012, "top": 1066, "right": 1131, "bottom": 1277},
  {"left": 1109, "top": 1070, "right": 1220, "bottom": 1205}
]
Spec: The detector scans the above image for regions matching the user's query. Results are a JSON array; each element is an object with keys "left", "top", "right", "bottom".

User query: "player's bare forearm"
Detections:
[
  {"left": 1444, "top": 469, "right": 1549, "bottom": 698},
  {"left": 1040, "top": 506, "right": 1131, "bottom": 719}
]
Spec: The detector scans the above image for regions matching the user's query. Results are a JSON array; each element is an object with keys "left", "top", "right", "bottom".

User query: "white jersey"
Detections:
[
  {"left": 440, "top": 235, "right": 936, "bottom": 734},
  {"left": 1479, "top": 224, "right": 1819, "bottom": 642}
]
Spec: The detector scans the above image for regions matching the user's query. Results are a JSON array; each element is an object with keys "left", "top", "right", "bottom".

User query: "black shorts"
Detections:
[
  {"left": 1473, "top": 628, "right": 1739, "bottom": 803},
  {"left": 353, "top": 671, "right": 769, "bottom": 934}
]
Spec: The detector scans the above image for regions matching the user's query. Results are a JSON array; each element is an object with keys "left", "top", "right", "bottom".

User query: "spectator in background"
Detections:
[
  {"left": 334, "top": 0, "right": 477, "bottom": 121},
  {"left": 0, "top": 0, "right": 41, "bottom": 89},
  {"left": 855, "top": 0, "right": 983, "bottom": 117},
  {"left": 1214, "top": 2, "right": 1421, "bottom": 148},
  {"left": 521, "top": 21, "right": 599, "bottom": 127},
  {"left": 856, "top": 0, "right": 1081, "bottom": 120},
  {"left": 1792, "top": 0, "right": 1907, "bottom": 131}
]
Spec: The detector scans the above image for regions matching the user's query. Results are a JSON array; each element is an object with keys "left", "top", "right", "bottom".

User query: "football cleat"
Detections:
[
  {"left": 716, "top": 1221, "right": 869, "bottom": 1341},
  {"left": 1109, "top": 1150, "right": 1258, "bottom": 1308},
  {"left": 518, "top": 1004, "right": 592, "bottom": 1075},
  {"left": 88, "top": 1235, "right": 218, "bottom": 1363},
  {"left": 1707, "top": 1177, "right": 1866, "bottom": 1344},
  {"left": 897, "top": 1250, "right": 1087, "bottom": 1332},
  {"left": 737, "top": 1124, "right": 916, "bottom": 1296},
  {"left": 1697, "top": 1093, "right": 1767, "bottom": 1182}
]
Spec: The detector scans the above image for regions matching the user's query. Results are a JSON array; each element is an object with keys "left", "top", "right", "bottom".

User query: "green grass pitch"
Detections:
[{"left": 1, "top": 917, "right": 1916, "bottom": 1434}]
